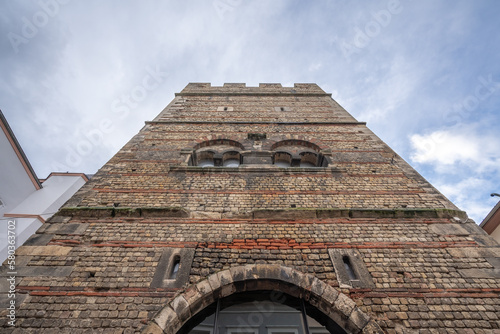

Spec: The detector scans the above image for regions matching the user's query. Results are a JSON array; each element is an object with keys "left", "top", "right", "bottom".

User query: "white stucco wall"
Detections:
[
  {"left": 0, "top": 175, "right": 87, "bottom": 262},
  {"left": 0, "top": 217, "right": 43, "bottom": 263},
  {"left": 491, "top": 227, "right": 500, "bottom": 244},
  {"left": 8, "top": 175, "right": 86, "bottom": 218},
  {"left": 0, "top": 130, "right": 38, "bottom": 217}
]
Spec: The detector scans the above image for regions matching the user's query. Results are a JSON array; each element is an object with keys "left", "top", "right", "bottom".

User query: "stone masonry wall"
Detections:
[
  {"left": 1, "top": 83, "right": 499, "bottom": 334},
  {"left": 1, "top": 214, "right": 499, "bottom": 333}
]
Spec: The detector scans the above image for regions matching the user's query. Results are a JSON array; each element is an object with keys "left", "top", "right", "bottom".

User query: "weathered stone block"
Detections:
[
  {"left": 458, "top": 269, "right": 500, "bottom": 279},
  {"left": 348, "top": 307, "right": 371, "bottom": 331},
  {"left": 195, "top": 279, "right": 213, "bottom": 297},
  {"left": 183, "top": 285, "right": 204, "bottom": 317},
  {"left": 154, "top": 306, "right": 180, "bottom": 332},
  {"left": 216, "top": 269, "right": 233, "bottom": 287},
  {"left": 429, "top": 224, "right": 470, "bottom": 236},
  {"left": 141, "top": 322, "right": 164, "bottom": 334},
  {"left": 362, "top": 321, "right": 386, "bottom": 334},
  {"left": 207, "top": 271, "right": 221, "bottom": 293},
  {"left": 471, "top": 235, "right": 499, "bottom": 247},
  {"left": 23, "top": 234, "right": 54, "bottom": 246},
  {"left": 170, "top": 295, "right": 191, "bottom": 323},
  {"left": 448, "top": 247, "right": 500, "bottom": 258},
  {"left": 253, "top": 209, "right": 317, "bottom": 220},
  {"left": 15, "top": 246, "right": 72, "bottom": 256},
  {"left": 45, "top": 223, "right": 89, "bottom": 235},
  {"left": 335, "top": 293, "right": 356, "bottom": 318}
]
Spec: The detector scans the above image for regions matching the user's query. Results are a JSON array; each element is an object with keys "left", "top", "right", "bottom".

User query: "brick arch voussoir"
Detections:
[
  {"left": 264, "top": 135, "right": 328, "bottom": 152},
  {"left": 192, "top": 135, "right": 245, "bottom": 151},
  {"left": 144, "top": 264, "right": 383, "bottom": 334}
]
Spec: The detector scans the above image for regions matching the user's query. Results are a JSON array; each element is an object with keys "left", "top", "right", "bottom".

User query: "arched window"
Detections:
[
  {"left": 222, "top": 151, "right": 241, "bottom": 167},
  {"left": 273, "top": 152, "right": 292, "bottom": 168},
  {"left": 179, "top": 292, "right": 344, "bottom": 334},
  {"left": 269, "top": 140, "right": 328, "bottom": 168},
  {"left": 192, "top": 140, "right": 243, "bottom": 167},
  {"left": 196, "top": 151, "right": 215, "bottom": 167},
  {"left": 223, "top": 159, "right": 239, "bottom": 167},
  {"left": 270, "top": 139, "right": 321, "bottom": 152},
  {"left": 189, "top": 138, "right": 330, "bottom": 169},
  {"left": 299, "top": 152, "right": 318, "bottom": 167},
  {"left": 342, "top": 256, "right": 357, "bottom": 281},
  {"left": 198, "top": 159, "right": 215, "bottom": 167}
]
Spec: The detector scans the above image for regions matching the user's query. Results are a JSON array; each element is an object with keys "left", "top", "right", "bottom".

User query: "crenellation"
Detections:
[
  {"left": 179, "top": 82, "right": 327, "bottom": 95},
  {"left": 222, "top": 83, "right": 246, "bottom": 88},
  {"left": 259, "top": 83, "right": 282, "bottom": 89}
]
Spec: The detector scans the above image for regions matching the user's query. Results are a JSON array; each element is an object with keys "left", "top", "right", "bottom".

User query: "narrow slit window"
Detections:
[
  {"left": 280, "top": 107, "right": 285, "bottom": 111},
  {"left": 169, "top": 256, "right": 181, "bottom": 279},
  {"left": 343, "top": 256, "right": 357, "bottom": 280}
]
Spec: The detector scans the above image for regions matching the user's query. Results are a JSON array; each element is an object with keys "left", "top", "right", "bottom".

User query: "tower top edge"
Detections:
[{"left": 179, "top": 82, "right": 327, "bottom": 95}]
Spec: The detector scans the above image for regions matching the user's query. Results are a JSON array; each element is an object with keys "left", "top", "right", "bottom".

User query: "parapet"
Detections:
[{"left": 178, "top": 83, "right": 328, "bottom": 96}]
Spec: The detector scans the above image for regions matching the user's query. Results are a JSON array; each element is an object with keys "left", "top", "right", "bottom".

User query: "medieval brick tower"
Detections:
[{"left": 2, "top": 83, "right": 499, "bottom": 333}]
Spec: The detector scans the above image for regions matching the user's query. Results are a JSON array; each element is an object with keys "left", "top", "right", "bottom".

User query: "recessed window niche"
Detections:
[
  {"left": 328, "top": 249, "right": 374, "bottom": 289},
  {"left": 151, "top": 248, "right": 195, "bottom": 289},
  {"left": 273, "top": 152, "right": 292, "bottom": 168}
]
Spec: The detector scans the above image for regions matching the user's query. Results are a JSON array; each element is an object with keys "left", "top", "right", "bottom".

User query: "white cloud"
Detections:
[
  {"left": 410, "top": 124, "right": 500, "bottom": 222},
  {"left": 435, "top": 177, "right": 497, "bottom": 224},
  {"left": 308, "top": 62, "right": 322, "bottom": 72},
  {"left": 437, "top": 177, "right": 488, "bottom": 201},
  {"left": 1, "top": 1, "right": 500, "bottom": 209},
  {"left": 410, "top": 126, "right": 500, "bottom": 174}
]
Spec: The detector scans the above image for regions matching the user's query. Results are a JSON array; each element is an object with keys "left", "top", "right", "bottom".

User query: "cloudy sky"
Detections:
[{"left": 1, "top": 1, "right": 499, "bottom": 223}]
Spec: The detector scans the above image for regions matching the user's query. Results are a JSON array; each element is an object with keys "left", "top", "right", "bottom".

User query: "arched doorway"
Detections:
[
  {"left": 179, "top": 291, "right": 345, "bottom": 334},
  {"left": 142, "top": 264, "right": 383, "bottom": 334}
]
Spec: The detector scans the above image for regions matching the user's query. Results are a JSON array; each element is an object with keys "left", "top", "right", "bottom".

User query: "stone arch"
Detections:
[
  {"left": 264, "top": 136, "right": 329, "bottom": 152},
  {"left": 142, "top": 264, "right": 383, "bottom": 334},
  {"left": 193, "top": 136, "right": 245, "bottom": 150},
  {"left": 190, "top": 136, "right": 245, "bottom": 167}
]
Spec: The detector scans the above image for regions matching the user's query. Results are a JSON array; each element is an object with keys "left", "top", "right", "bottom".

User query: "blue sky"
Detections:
[{"left": 0, "top": 1, "right": 499, "bottom": 223}]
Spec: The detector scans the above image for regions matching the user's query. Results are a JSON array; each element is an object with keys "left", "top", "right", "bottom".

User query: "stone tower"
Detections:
[{"left": 2, "top": 83, "right": 499, "bottom": 333}]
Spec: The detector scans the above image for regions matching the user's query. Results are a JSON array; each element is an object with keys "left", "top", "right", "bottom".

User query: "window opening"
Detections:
[
  {"left": 275, "top": 161, "right": 291, "bottom": 168},
  {"left": 280, "top": 107, "right": 285, "bottom": 111},
  {"left": 170, "top": 256, "right": 181, "bottom": 279},
  {"left": 198, "top": 159, "right": 215, "bottom": 167},
  {"left": 274, "top": 152, "right": 292, "bottom": 168},
  {"left": 179, "top": 292, "right": 345, "bottom": 334},
  {"left": 224, "top": 107, "right": 228, "bottom": 111},
  {"left": 299, "top": 152, "right": 319, "bottom": 168},
  {"left": 223, "top": 159, "right": 240, "bottom": 167},
  {"left": 299, "top": 162, "right": 316, "bottom": 168},
  {"left": 342, "top": 256, "right": 357, "bottom": 281}
]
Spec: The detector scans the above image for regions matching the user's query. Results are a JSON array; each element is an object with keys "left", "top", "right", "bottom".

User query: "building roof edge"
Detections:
[
  {"left": 0, "top": 109, "right": 42, "bottom": 190},
  {"left": 480, "top": 200, "right": 500, "bottom": 233}
]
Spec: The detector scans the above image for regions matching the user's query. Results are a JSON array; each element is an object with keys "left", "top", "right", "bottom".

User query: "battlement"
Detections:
[{"left": 177, "top": 82, "right": 328, "bottom": 95}]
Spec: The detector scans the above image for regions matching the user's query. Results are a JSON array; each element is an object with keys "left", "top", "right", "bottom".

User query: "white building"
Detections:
[
  {"left": 0, "top": 110, "right": 88, "bottom": 262},
  {"left": 480, "top": 199, "right": 500, "bottom": 243}
]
